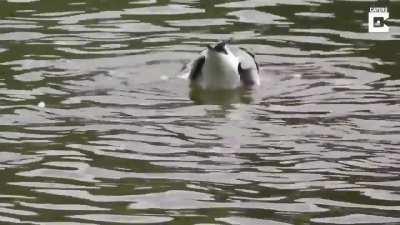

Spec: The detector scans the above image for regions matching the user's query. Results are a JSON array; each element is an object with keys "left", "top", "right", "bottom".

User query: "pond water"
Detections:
[{"left": 0, "top": 0, "right": 400, "bottom": 224}]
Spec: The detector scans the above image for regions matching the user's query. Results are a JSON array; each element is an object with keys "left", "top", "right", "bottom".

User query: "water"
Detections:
[{"left": 1, "top": 0, "right": 400, "bottom": 224}]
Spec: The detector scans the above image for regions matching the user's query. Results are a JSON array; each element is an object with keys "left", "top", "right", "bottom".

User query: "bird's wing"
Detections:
[
  {"left": 231, "top": 46, "right": 260, "bottom": 86},
  {"left": 238, "top": 63, "right": 260, "bottom": 86},
  {"left": 230, "top": 46, "right": 259, "bottom": 72},
  {"left": 189, "top": 55, "right": 205, "bottom": 81}
]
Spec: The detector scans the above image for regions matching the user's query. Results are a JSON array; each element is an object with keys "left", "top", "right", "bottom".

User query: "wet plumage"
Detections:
[{"left": 189, "top": 41, "right": 260, "bottom": 90}]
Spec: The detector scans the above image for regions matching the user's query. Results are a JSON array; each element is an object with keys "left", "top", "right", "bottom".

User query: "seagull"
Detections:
[{"left": 189, "top": 41, "right": 260, "bottom": 90}]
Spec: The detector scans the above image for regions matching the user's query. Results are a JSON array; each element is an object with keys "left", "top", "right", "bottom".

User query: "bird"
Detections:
[{"left": 188, "top": 40, "right": 260, "bottom": 90}]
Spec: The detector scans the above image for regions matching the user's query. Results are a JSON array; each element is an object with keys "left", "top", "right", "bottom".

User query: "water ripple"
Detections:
[{"left": 1, "top": 0, "right": 399, "bottom": 224}]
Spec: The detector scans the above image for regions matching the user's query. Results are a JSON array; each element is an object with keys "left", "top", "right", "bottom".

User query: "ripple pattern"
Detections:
[{"left": 0, "top": 0, "right": 399, "bottom": 224}]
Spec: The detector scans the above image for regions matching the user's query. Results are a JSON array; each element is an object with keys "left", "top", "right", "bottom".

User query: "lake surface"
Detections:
[{"left": 1, "top": 0, "right": 400, "bottom": 224}]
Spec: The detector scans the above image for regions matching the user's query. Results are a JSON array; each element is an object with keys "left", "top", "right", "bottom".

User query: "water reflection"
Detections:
[
  {"left": 0, "top": 0, "right": 399, "bottom": 224},
  {"left": 189, "top": 87, "right": 254, "bottom": 105}
]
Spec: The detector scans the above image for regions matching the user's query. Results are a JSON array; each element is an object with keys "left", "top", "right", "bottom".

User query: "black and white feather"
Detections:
[{"left": 188, "top": 41, "right": 260, "bottom": 90}]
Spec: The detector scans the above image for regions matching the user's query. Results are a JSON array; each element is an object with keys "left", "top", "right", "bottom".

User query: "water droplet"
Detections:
[{"left": 37, "top": 101, "right": 45, "bottom": 108}]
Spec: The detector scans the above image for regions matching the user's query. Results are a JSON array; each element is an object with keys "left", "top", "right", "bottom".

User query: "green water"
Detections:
[{"left": 0, "top": 0, "right": 400, "bottom": 224}]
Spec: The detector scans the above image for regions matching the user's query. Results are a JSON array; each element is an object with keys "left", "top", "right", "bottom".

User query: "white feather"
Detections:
[
  {"left": 189, "top": 43, "right": 260, "bottom": 90},
  {"left": 198, "top": 47, "right": 241, "bottom": 90}
]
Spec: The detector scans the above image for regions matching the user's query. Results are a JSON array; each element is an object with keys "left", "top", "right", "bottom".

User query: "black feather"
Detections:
[
  {"left": 189, "top": 56, "right": 205, "bottom": 81},
  {"left": 213, "top": 41, "right": 228, "bottom": 54},
  {"left": 239, "top": 47, "right": 260, "bottom": 72}
]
